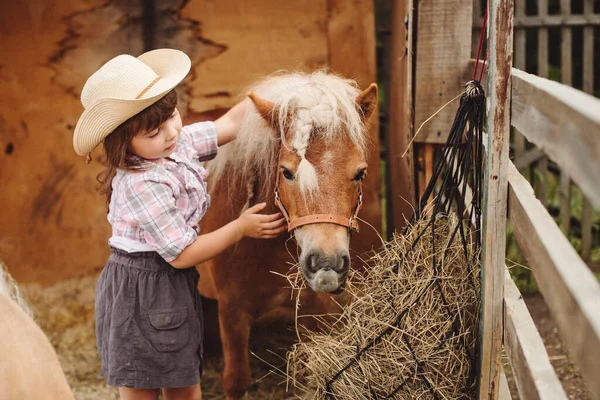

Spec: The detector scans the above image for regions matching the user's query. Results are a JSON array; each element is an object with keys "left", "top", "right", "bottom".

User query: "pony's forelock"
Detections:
[{"left": 207, "top": 71, "right": 368, "bottom": 201}]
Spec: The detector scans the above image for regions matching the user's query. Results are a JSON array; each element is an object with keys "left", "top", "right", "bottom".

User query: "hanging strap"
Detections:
[{"left": 473, "top": 3, "right": 489, "bottom": 81}]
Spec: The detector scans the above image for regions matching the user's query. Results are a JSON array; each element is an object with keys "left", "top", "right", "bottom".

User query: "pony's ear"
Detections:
[
  {"left": 248, "top": 92, "right": 280, "bottom": 132},
  {"left": 356, "top": 83, "right": 378, "bottom": 121}
]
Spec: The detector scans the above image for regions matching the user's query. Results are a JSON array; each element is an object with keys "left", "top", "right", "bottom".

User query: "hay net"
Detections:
[{"left": 288, "top": 80, "right": 486, "bottom": 399}]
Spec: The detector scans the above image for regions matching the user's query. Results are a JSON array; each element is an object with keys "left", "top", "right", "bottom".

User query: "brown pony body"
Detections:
[
  {"left": 0, "top": 266, "right": 74, "bottom": 399},
  {"left": 195, "top": 71, "right": 377, "bottom": 399}
]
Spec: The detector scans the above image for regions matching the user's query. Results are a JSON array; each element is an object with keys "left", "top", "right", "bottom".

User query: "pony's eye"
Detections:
[
  {"left": 282, "top": 168, "right": 295, "bottom": 181},
  {"left": 354, "top": 169, "right": 367, "bottom": 181}
]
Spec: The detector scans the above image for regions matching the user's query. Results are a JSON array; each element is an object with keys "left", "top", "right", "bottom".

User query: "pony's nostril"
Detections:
[
  {"left": 341, "top": 254, "right": 350, "bottom": 270},
  {"left": 308, "top": 254, "right": 319, "bottom": 272},
  {"left": 336, "top": 253, "right": 350, "bottom": 271}
]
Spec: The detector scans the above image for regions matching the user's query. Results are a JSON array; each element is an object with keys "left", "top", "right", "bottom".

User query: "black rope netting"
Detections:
[{"left": 324, "top": 80, "right": 486, "bottom": 399}]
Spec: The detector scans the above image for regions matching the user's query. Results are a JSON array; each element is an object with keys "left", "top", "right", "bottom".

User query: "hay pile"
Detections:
[{"left": 287, "top": 214, "right": 481, "bottom": 399}]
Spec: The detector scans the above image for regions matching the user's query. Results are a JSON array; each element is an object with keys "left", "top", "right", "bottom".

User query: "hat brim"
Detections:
[{"left": 73, "top": 49, "right": 191, "bottom": 156}]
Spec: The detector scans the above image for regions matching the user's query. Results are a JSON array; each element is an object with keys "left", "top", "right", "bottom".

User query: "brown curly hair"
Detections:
[{"left": 96, "top": 89, "right": 178, "bottom": 205}]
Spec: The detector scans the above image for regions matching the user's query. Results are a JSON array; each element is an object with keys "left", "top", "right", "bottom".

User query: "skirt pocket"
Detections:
[{"left": 145, "top": 307, "right": 190, "bottom": 352}]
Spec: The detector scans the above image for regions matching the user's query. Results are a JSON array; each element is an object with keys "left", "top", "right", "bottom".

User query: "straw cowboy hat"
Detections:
[{"left": 73, "top": 48, "right": 191, "bottom": 156}]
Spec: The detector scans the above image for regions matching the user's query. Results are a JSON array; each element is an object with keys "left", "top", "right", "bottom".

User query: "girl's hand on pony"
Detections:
[{"left": 236, "top": 203, "right": 287, "bottom": 239}]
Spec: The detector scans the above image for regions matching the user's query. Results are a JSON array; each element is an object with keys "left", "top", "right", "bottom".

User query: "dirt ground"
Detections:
[
  {"left": 503, "top": 293, "right": 592, "bottom": 400},
  {"left": 21, "top": 276, "right": 591, "bottom": 399}
]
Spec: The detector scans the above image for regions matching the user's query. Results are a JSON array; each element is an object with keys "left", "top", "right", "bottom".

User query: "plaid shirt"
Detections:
[{"left": 107, "top": 121, "right": 218, "bottom": 262}]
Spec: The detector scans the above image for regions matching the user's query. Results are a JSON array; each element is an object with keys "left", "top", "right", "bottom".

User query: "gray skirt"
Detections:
[{"left": 95, "top": 248, "right": 204, "bottom": 389}]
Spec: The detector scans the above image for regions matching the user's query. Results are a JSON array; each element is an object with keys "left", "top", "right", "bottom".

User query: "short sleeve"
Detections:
[
  {"left": 123, "top": 176, "right": 197, "bottom": 262},
  {"left": 179, "top": 121, "right": 218, "bottom": 161}
]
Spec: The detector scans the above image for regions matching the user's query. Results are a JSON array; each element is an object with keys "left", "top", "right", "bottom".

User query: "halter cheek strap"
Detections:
[{"left": 274, "top": 180, "right": 363, "bottom": 233}]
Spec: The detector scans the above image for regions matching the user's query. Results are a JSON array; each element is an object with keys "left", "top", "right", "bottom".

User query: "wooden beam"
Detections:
[
  {"left": 511, "top": 68, "right": 600, "bottom": 208},
  {"left": 387, "top": 0, "right": 416, "bottom": 233},
  {"left": 413, "top": 0, "right": 472, "bottom": 144},
  {"left": 507, "top": 161, "right": 600, "bottom": 399},
  {"left": 478, "top": 0, "right": 514, "bottom": 398},
  {"left": 513, "top": 0, "right": 526, "bottom": 166},
  {"left": 513, "top": 147, "right": 545, "bottom": 171},
  {"left": 517, "top": 14, "right": 600, "bottom": 27},
  {"left": 504, "top": 268, "right": 568, "bottom": 400},
  {"left": 476, "top": 14, "right": 600, "bottom": 27},
  {"left": 560, "top": 0, "right": 573, "bottom": 86}
]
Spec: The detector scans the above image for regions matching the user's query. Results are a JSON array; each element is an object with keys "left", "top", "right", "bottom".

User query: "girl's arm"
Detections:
[
  {"left": 169, "top": 203, "right": 286, "bottom": 269},
  {"left": 213, "top": 97, "right": 252, "bottom": 146}
]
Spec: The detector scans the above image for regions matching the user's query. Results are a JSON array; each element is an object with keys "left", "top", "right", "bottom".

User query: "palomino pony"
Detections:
[
  {"left": 0, "top": 264, "right": 74, "bottom": 399},
  {"left": 197, "top": 71, "right": 377, "bottom": 399}
]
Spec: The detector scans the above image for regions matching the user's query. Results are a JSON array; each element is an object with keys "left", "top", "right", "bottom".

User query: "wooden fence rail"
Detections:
[
  {"left": 508, "top": 161, "right": 600, "bottom": 399},
  {"left": 511, "top": 68, "right": 600, "bottom": 208},
  {"left": 503, "top": 267, "right": 568, "bottom": 399}
]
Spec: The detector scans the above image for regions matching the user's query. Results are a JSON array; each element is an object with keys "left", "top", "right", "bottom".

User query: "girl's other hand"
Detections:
[{"left": 236, "top": 203, "right": 287, "bottom": 239}]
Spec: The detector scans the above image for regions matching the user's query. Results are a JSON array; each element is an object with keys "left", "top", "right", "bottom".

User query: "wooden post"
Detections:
[
  {"left": 387, "top": 0, "right": 416, "bottom": 233},
  {"left": 581, "top": 0, "right": 594, "bottom": 264},
  {"left": 536, "top": 0, "right": 549, "bottom": 207},
  {"left": 478, "top": 0, "right": 514, "bottom": 398},
  {"left": 413, "top": 0, "right": 472, "bottom": 145},
  {"left": 512, "top": 0, "right": 525, "bottom": 167},
  {"left": 559, "top": 0, "right": 572, "bottom": 236}
]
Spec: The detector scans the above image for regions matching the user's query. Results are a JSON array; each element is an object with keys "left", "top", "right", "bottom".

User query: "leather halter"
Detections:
[{"left": 274, "top": 172, "right": 363, "bottom": 233}]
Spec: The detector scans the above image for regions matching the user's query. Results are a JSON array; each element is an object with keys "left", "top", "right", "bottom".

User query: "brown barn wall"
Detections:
[{"left": 0, "top": 0, "right": 380, "bottom": 285}]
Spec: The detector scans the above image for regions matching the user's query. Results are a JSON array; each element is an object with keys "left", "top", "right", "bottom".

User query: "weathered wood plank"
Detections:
[
  {"left": 478, "top": 0, "right": 513, "bottom": 398},
  {"left": 583, "top": 0, "right": 595, "bottom": 96},
  {"left": 559, "top": 0, "right": 572, "bottom": 237},
  {"left": 559, "top": 171, "right": 572, "bottom": 236},
  {"left": 579, "top": 0, "right": 594, "bottom": 266},
  {"left": 511, "top": 68, "right": 600, "bottom": 208},
  {"left": 387, "top": 0, "right": 416, "bottom": 233},
  {"left": 514, "top": 147, "right": 545, "bottom": 170},
  {"left": 182, "top": 1, "right": 329, "bottom": 111},
  {"left": 513, "top": 14, "right": 600, "bottom": 27},
  {"left": 499, "top": 370, "right": 512, "bottom": 400},
  {"left": 472, "top": 0, "right": 483, "bottom": 57},
  {"left": 537, "top": 0, "right": 548, "bottom": 79},
  {"left": 413, "top": 0, "right": 472, "bottom": 144},
  {"left": 507, "top": 161, "right": 600, "bottom": 399},
  {"left": 560, "top": 0, "right": 572, "bottom": 86},
  {"left": 474, "top": 14, "right": 600, "bottom": 29},
  {"left": 513, "top": 0, "right": 526, "bottom": 160},
  {"left": 504, "top": 268, "right": 568, "bottom": 400},
  {"left": 0, "top": 0, "right": 144, "bottom": 284},
  {"left": 537, "top": 156, "right": 548, "bottom": 208},
  {"left": 535, "top": 0, "right": 549, "bottom": 208},
  {"left": 582, "top": 198, "right": 593, "bottom": 262}
]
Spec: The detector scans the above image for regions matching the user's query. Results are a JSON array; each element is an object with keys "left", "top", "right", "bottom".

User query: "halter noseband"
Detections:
[{"left": 274, "top": 176, "right": 363, "bottom": 233}]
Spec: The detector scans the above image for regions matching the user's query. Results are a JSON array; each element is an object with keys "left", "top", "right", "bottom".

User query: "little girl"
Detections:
[{"left": 73, "top": 49, "right": 286, "bottom": 400}]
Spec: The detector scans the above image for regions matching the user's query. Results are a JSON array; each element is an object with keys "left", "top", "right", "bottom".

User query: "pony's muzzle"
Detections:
[{"left": 302, "top": 251, "right": 350, "bottom": 293}]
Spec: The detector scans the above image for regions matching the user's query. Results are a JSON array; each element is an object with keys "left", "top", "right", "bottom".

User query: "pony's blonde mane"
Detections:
[
  {"left": 208, "top": 71, "right": 368, "bottom": 200},
  {"left": 0, "top": 261, "right": 33, "bottom": 317}
]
